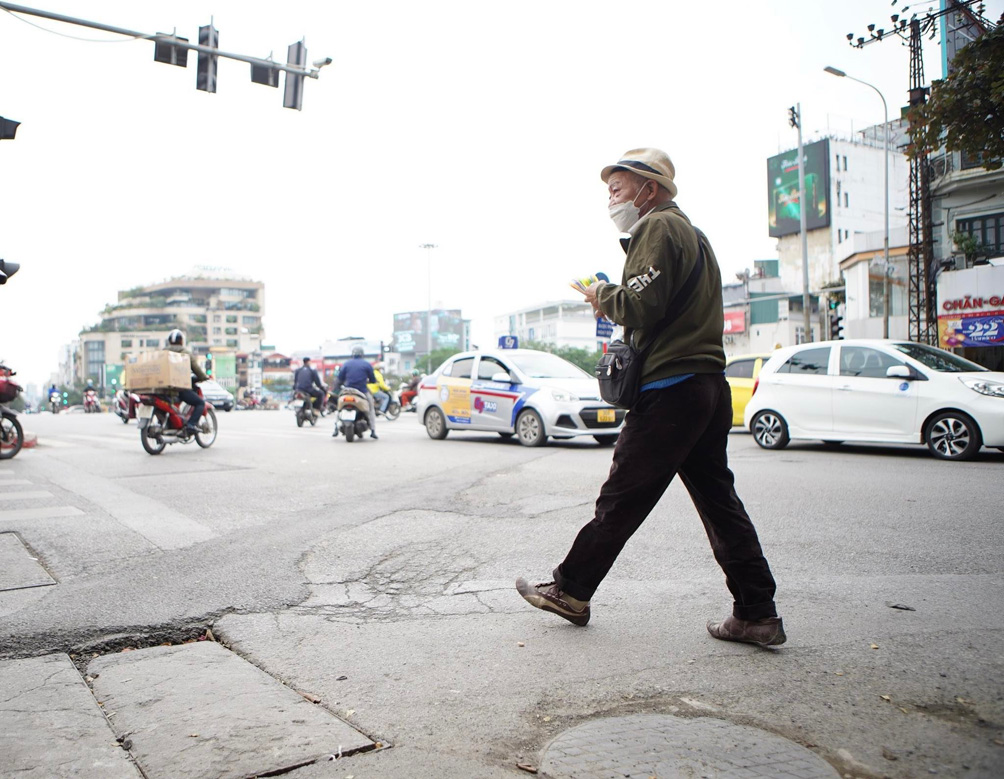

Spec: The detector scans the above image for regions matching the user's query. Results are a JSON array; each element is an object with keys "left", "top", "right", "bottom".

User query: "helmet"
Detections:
[
  {"left": 373, "top": 361, "right": 384, "bottom": 371},
  {"left": 351, "top": 345, "right": 364, "bottom": 358},
  {"left": 167, "top": 329, "right": 185, "bottom": 347},
  {"left": 411, "top": 369, "right": 420, "bottom": 376}
]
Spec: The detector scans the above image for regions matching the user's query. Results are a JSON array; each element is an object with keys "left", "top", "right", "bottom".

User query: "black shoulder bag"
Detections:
[{"left": 595, "top": 229, "right": 706, "bottom": 409}]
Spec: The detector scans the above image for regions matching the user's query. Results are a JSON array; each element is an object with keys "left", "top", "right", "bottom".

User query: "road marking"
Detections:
[
  {"left": 0, "top": 506, "right": 85, "bottom": 520},
  {"left": 0, "top": 479, "right": 34, "bottom": 486},
  {"left": 39, "top": 467, "right": 215, "bottom": 551},
  {"left": 0, "top": 491, "right": 54, "bottom": 501},
  {"left": 0, "top": 471, "right": 15, "bottom": 476}
]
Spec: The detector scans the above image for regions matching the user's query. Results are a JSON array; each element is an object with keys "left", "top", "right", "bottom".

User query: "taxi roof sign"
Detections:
[{"left": 498, "top": 335, "right": 519, "bottom": 349}]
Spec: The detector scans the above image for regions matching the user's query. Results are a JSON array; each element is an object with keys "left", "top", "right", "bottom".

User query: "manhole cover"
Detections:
[
  {"left": 0, "top": 532, "right": 56, "bottom": 591},
  {"left": 541, "top": 713, "right": 838, "bottom": 778}
]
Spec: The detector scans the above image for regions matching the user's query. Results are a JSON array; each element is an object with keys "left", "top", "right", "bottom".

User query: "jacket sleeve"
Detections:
[
  {"left": 191, "top": 354, "right": 209, "bottom": 382},
  {"left": 594, "top": 217, "right": 686, "bottom": 330}
]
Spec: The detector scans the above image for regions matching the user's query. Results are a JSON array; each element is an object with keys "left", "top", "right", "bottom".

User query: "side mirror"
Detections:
[
  {"left": 492, "top": 371, "right": 518, "bottom": 384},
  {"left": 886, "top": 365, "right": 911, "bottom": 379}
]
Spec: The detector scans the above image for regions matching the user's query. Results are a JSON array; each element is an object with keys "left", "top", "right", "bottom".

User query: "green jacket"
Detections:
[{"left": 595, "top": 202, "right": 725, "bottom": 385}]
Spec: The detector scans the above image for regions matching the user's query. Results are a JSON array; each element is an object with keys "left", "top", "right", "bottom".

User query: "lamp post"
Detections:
[
  {"left": 419, "top": 243, "right": 437, "bottom": 372},
  {"left": 824, "top": 66, "right": 890, "bottom": 338}
]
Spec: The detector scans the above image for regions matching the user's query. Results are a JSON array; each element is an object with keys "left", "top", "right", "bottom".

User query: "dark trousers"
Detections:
[
  {"left": 303, "top": 386, "right": 324, "bottom": 411},
  {"left": 178, "top": 388, "right": 206, "bottom": 429},
  {"left": 554, "top": 373, "right": 778, "bottom": 621}
]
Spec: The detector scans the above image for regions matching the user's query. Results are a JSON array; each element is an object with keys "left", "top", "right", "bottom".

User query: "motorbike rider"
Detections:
[
  {"left": 166, "top": 329, "right": 209, "bottom": 435},
  {"left": 334, "top": 345, "right": 378, "bottom": 439},
  {"left": 400, "top": 369, "right": 421, "bottom": 410},
  {"left": 293, "top": 357, "right": 326, "bottom": 416},
  {"left": 367, "top": 362, "right": 392, "bottom": 415}
]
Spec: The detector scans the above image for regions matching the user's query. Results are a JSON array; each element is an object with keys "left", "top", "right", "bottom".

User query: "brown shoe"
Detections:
[
  {"left": 516, "top": 578, "right": 590, "bottom": 626},
  {"left": 707, "top": 615, "right": 786, "bottom": 647}
]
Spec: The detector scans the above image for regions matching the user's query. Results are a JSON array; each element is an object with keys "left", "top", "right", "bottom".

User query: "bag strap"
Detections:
[{"left": 627, "top": 226, "right": 707, "bottom": 355}]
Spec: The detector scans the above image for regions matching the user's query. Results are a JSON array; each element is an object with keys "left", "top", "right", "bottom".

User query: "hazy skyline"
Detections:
[{"left": 2, "top": 0, "right": 1000, "bottom": 387}]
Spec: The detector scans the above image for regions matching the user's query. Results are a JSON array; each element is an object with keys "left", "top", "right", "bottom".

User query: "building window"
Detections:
[
  {"left": 838, "top": 231, "right": 842, "bottom": 244},
  {"left": 226, "top": 339, "right": 238, "bottom": 347},
  {"left": 836, "top": 153, "right": 841, "bottom": 171},
  {"left": 120, "top": 339, "right": 132, "bottom": 347},
  {"left": 956, "top": 212, "right": 1003, "bottom": 259},
  {"left": 844, "top": 229, "right": 849, "bottom": 240},
  {"left": 213, "top": 327, "right": 222, "bottom": 335},
  {"left": 226, "top": 315, "right": 238, "bottom": 324},
  {"left": 242, "top": 316, "right": 258, "bottom": 325},
  {"left": 145, "top": 339, "right": 159, "bottom": 347},
  {"left": 844, "top": 192, "right": 849, "bottom": 208},
  {"left": 85, "top": 340, "right": 105, "bottom": 381},
  {"left": 843, "top": 155, "right": 847, "bottom": 170}
]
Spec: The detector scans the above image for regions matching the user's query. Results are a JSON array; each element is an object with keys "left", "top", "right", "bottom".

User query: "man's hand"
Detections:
[{"left": 580, "top": 281, "right": 606, "bottom": 318}]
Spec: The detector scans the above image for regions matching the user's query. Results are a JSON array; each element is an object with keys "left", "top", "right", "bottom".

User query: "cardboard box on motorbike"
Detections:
[{"left": 123, "top": 350, "right": 191, "bottom": 393}]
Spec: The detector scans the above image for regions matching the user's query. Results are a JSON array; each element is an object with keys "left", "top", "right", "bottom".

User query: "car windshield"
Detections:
[
  {"left": 508, "top": 351, "right": 592, "bottom": 380},
  {"left": 891, "top": 342, "right": 987, "bottom": 373}
]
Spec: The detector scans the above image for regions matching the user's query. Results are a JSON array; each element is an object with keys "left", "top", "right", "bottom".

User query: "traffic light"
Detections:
[
  {"left": 788, "top": 105, "right": 800, "bottom": 128},
  {"left": 830, "top": 313, "right": 845, "bottom": 340},
  {"left": 0, "top": 116, "right": 19, "bottom": 140},
  {"left": 62, "top": 391, "right": 68, "bottom": 406},
  {"left": 197, "top": 24, "right": 219, "bottom": 93},
  {"left": 0, "top": 259, "right": 19, "bottom": 284},
  {"left": 154, "top": 34, "right": 189, "bottom": 67},
  {"left": 205, "top": 353, "right": 213, "bottom": 377},
  {"left": 283, "top": 40, "right": 307, "bottom": 110}
]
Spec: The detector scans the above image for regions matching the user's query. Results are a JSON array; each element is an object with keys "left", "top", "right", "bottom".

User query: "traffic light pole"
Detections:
[
  {"left": 794, "top": 103, "right": 812, "bottom": 343},
  {"left": 0, "top": 2, "right": 328, "bottom": 105}
]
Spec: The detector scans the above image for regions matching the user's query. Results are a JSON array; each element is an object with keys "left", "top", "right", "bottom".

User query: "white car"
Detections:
[
  {"left": 415, "top": 348, "right": 625, "bottom": 447},
  {"left": 743, "top": 339, "right": 1004, "bottom": 461}
]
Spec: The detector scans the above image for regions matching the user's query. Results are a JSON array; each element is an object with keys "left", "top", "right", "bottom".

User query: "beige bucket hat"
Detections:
[{"left": 600, "top": 148, "right": 677, "bottom": 199}]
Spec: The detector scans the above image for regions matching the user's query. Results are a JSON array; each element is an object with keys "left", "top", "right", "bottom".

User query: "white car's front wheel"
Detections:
[
  {"left": 424, "top": 407, "right": 449, "bottom": 440},
  {"left": 925, "top": 411, "right": 981, "bottom": 461},
  {"left": 516, "top": 409, "right": 546, "bottom": 447}
]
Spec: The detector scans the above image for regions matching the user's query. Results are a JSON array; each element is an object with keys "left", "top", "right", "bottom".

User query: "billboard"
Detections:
[
  {"left": 767, "top": 139, "right": 830, "bottom": 238},
  {"left": 392, "top": 309, "right": 465, "bottom": 354},
  {"left": 937, "top": 265, "right": 1004, "bottom": 348}
]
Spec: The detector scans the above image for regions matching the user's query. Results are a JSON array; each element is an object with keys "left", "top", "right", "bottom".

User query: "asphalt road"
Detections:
[{"left": 1, "top": 406, "right": 1002, "bottom": 777}]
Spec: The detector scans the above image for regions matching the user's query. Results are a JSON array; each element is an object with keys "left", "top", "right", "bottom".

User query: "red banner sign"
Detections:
[{"left": 723, "top": 310, "right": 746, "bottom": 334}]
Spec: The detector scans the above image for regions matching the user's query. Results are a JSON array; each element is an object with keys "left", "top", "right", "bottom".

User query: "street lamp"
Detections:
[
  {"left": 824, "top": 66, "right": 891, "bottom": 338},
  {"left": 419, "top": 243, "right": 437, "bottom": 373}
]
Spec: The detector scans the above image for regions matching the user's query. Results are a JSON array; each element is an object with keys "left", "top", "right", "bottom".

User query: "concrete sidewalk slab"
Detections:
[
  {"left": 0, "top": 653, "right": 139, "bottom": 778},
  {"left": 0, "top": 531, "right": 56, "bottom": 591},
  {"left": 88, "top": 641, "right": 375, "bottom": 779}
]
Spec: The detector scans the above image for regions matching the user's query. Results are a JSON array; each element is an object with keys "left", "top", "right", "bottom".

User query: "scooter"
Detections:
[
  {"left": 113, "top": 389, "right": 140, "bottom": 423},
  {"left": 374, "top": 390, "right": 401, "bottom": 421},
  {"left": 293, "top": 390, "right": 319, "bottom": 427},
  {"left": 0, "top": 363, "right": 24, "bottom": 460},
  {"left": 336, "top": 388, "right": 373, "bottom": 442},
  {"left": 83, "top": 389, "right": 101, "bottom": 413},
  {"left": 136, "top": 389, "right": 218, "bottom": 455}
]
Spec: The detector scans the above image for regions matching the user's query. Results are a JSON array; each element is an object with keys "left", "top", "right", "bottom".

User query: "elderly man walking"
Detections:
[{"left": 516, "top": 149, "right": 785, "bottom": 648}]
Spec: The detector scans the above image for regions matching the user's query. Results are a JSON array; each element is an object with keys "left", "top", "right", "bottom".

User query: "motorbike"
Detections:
[
  {"left": 374, "top": 389, "right": 401, "bottom": 421},
  {"left": 113, "top": 388, "right": 140, "bottom": 423},
  {"left": 49, "top": 390, "right": 61, "bottom": 414},
  {"left": 83, "top": 389, "right": 101, "bottom": 413},
  {"left": 293, "top": 390, "right": 320, "bottom": 427},
  {"left": 0, "top": 363, "right": 24, "bottom": 460},
  {"left": 336, "top": 388, "right": 373, "bottom": 442},
  {"left": 136, "top": 389, "right": 218, "bottom": 455}
]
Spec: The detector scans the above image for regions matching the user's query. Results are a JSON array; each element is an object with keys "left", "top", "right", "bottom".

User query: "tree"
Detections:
[
  {"left": 424, "top": 347, "right": 462, "bottom": 374},
  {"left": 909, "top": 23, "right": 1004, "bottom": 170}
]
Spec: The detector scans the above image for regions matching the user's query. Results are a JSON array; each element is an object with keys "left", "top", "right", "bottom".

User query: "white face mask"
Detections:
[{"left": 608, "top": 182, "right": 649, "bottom": 233}]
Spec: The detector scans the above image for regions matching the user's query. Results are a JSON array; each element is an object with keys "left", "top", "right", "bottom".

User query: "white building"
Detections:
[
  {"left": 774, "top": 121, "right": 911, "bottom": 295},
  {"left": 494, "top": 300, "right": 601, "bottom": 351}
]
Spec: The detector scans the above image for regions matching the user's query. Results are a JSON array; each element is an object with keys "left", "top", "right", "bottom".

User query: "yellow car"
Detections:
[{"left": 725, "top": 354, "right": 771, "bottom": 426}]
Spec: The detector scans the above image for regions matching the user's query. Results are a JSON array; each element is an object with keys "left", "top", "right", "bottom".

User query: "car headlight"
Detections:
[
  {"left": 959, "top": 376, "right": 1004, "bottom": 398},
  {"left": 550, "top": 389, "right": 578, "bottom": 402}
]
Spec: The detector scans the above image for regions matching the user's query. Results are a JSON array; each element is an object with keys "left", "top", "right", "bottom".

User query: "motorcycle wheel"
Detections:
[
  {"left": 296, "top": 411, "right": 305, "bottom": 428},
  {"left": 120, "top": 413, "right": 129, "bottom": 424},
  {"left": 195, "top": 407, "right": 218, "bottom": 448},
  {"left": 345, "top": 424, "right": 355, "bottom": 443},
  {"left": 309, "top": 412, "right": 318, "bottom": 427},
  {"left": 0, "top": 413, "right": 24, "bottom": 460},
  {"left": 385, "top": 401, "right": 401, "bottom": 421},
  {"left": 141, "top": 411, "right": 167, "bottom": 455}
]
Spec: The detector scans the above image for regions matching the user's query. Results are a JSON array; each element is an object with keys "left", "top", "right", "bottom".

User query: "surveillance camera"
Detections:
[{"left": 313, "top": 57, "right": 333, "bottom": 68}]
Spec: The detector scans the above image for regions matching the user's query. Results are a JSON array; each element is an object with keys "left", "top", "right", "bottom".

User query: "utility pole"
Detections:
[
  {"left": 789, "top": 103, "right": 812, "bottom": 343},
  {"left": 846, "top": 0, "right": 993, "bottom": 344},
  {"left": 419, "top": 244, "right": 437, "bottom": 373}
]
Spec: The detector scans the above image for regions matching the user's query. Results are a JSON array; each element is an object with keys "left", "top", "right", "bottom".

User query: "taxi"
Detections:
[
  {"left": 725, "top": 353, "right": 772, "bottom": 426},
  {"left": 415, "top": 348, "right": 625, "bottom": 447}
]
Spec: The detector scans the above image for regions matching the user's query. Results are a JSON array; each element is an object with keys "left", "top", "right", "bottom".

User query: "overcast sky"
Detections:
[{"left": 2, "top": 0, "right": 1000, "bottom": 387}]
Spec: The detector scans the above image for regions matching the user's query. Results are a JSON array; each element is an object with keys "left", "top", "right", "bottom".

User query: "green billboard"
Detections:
[{"left": 767, "top": 138, "right": 830, "bottom": 238}]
